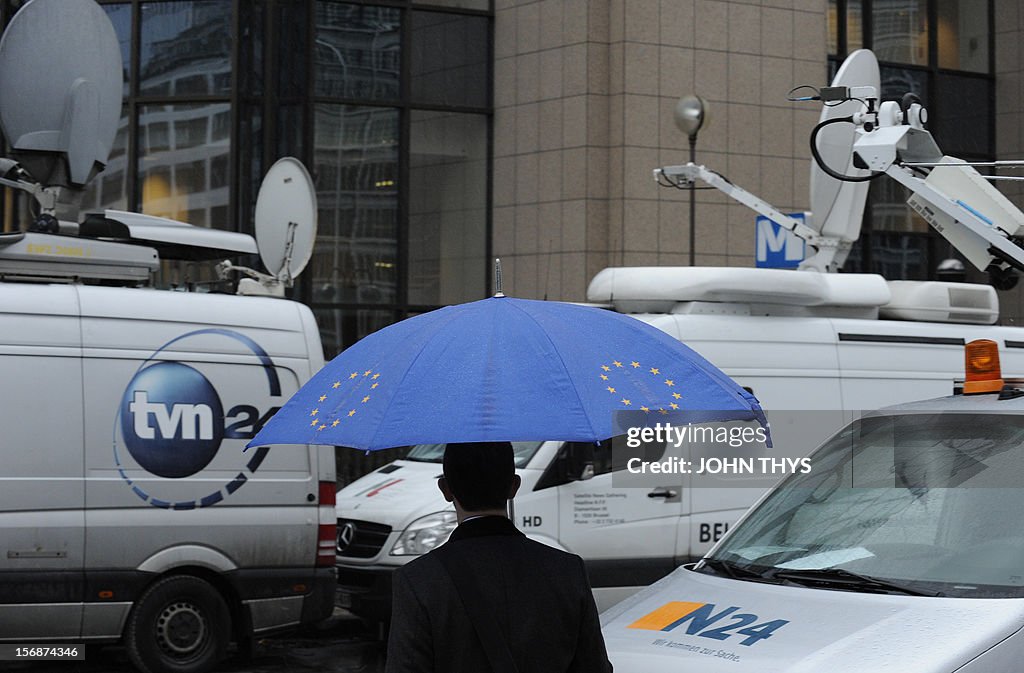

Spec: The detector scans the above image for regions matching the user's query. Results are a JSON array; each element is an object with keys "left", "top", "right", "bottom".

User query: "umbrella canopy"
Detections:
[{"left": 248, "top": 296, "right": 768, "bottom": 451}]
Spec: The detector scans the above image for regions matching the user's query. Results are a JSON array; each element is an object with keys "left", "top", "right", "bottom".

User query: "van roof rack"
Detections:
[
  {"left": 0, "top": 211, "right": 260, "bottom": 285},
  {"left": 588, "top": 267, "right": 1000, "bottom": 325},
  {"left": 80, "top": 210, "right": 257, "bottom": 261},
  {"left": 0, "top": 231, "right": 158, "bottom": 283}
]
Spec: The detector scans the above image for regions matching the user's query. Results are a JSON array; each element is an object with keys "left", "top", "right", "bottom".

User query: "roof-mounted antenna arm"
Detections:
[
  {"left": 0, "top": 172, "right": 57, "bottom": 214},
  {"left": 878, "top": 158, "right": 1024, "bottom": 274},
  {"left": 654, "top": 162, "right": 831, "bottom": 265},
  {"left": 850, "top": 103, "right": 1024, "bottom": 273}
]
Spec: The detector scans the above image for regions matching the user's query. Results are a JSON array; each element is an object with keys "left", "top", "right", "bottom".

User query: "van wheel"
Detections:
[{"left": 125, "top": 575, "right": 230, "bottom": 673}]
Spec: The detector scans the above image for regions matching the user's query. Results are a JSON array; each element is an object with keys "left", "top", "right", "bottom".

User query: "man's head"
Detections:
[{"left": 438, "top": 441, "right": 521, "bottom": 515}]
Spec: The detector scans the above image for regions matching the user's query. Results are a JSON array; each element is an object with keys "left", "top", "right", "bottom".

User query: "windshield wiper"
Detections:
[
  {"left": 767, "top": 567, "right": 942, "bottom": 597},
  {"left": 697, "top": 558, "right": 783, "bottom": 584}
]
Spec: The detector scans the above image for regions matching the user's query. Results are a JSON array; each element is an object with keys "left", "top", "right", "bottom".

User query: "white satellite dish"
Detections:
[
  {"left": 807, "top": 49, "right": 880, "bottom": 269},
  {"left": 254, "top": 157, "right": 317, "bottom": 282},
  {"left": 218, "top": 157, "right": 318, "bottom": 297},
  {"left": 0, "top": 0, "right": 122, "bottom": 188}
]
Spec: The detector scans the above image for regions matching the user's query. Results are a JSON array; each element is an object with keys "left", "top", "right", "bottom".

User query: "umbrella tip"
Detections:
[{"left": 494, "top": 258, "right": 505, "bottom": 298}]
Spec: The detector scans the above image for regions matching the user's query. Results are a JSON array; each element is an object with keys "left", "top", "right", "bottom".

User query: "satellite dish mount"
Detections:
[{"left": 217, "top": 157, "right": 318, "bottom": 297}]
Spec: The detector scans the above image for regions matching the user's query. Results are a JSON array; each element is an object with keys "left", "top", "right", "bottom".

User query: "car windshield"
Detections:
[
  {"left": 404, "top": 441, "right": 544, "bottom": 469},
  {"left": 706, "top": 411, "right": 1024, "bottom": 598}
]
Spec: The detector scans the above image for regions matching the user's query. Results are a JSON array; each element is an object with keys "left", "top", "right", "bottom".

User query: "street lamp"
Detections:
[{"left": 674, "top": 95, "right": 709, "bottom": 267}]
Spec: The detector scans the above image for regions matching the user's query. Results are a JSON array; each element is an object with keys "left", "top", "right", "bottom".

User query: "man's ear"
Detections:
[
  {"left": 508, "top": 474, "right": 522, "bottom": 500},
  {"left": 438, "top": 476, "right": 455, "bottom": 503}
]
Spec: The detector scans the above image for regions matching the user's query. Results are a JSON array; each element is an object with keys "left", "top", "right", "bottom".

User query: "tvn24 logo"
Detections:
[
  {"left": 113, "top": 329, "right": 283, "bottom": 509},
  {"left": 629, "top": 601, "right": 789, "bottom": 646}
]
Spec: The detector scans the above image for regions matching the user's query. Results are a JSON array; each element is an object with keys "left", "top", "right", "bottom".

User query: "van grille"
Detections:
[{"left": 336, "top": 519, "right": 392, "bottom": 558}]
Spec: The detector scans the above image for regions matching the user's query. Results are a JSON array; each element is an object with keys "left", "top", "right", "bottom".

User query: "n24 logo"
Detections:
[{"left": 628, "top": 601, "right": 789, "bottom": 646}]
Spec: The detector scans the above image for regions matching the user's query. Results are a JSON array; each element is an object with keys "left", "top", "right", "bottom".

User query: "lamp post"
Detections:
[{"left": 674, "top": 95, "right": 709, "bottom": 267}]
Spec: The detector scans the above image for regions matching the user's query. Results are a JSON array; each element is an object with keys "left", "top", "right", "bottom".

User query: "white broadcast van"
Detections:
[
  {"left": 0, "top": 3, "right": 334, "bottom": 672},
  {"left": 600, "top": 339, "right": 1024, "bottom": 673},
  {"left": 334, "top": 269, "right": 1024, "bottom": 620},
  {"left": 0, "top": 238, "right": 337, "bottom": 670},
  {"left": 334, "top": 49, "right": 1024, "bottom": 621}
]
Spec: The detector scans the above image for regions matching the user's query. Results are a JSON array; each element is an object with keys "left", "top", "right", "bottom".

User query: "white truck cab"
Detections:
[{"left": 600, "top": 340, "right": 1024, "bottom": 672}]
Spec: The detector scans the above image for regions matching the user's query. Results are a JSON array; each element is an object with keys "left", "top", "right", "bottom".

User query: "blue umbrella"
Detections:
[{"left": 247, "top": 295, "right": 768, "bottom": 451}]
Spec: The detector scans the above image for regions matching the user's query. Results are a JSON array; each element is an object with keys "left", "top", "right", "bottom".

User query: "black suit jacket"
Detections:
[{"left": 385, "top": 515, "right": 613, "bottom": 673}]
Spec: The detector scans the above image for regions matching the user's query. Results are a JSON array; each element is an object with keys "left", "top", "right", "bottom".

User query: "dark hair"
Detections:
[{"left": 442, "top": 441, "right": 515, "bottom": 512}]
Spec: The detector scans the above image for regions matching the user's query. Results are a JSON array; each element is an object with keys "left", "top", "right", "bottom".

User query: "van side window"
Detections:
[{"left": 533, "top": 437, "right": 668, "bottom": 490}]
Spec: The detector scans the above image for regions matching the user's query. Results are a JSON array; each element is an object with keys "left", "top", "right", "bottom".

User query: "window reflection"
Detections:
[
  {"left": 314, "top": 105, "right": 399, "bottom": 305},
  {"left": 937, "top": 0, "right": 989, "bottom": 73},
  {"left": 138, "top": 103, "right": 231, "bottom": 229},
  {"left": 314, "top": 307, "right": 397, "bottom": 358},
  {"left": 411, "top": 11, "right": 489, "bottom": 108},
  {"left": 409, "top": 111, "right": 487, "bottom": 305},
  {"left": 315, "top": 3, "right": 400, "bottom": 101},
  {"left": 869, "top": 232, "right": 930, "bottom": 280},
  {"left": 83, "top": 108, "right": 130, "bottom": 213},
  {"left": 872, "top": 0, "right": 928, "bottom": 66},
  {"left": 140, "top": 1, "right": 232, "bottom": 97},
  {"left": 880, "top": 65, "right": 928, "bottom": 103},
  {"left": 933, "top": 74, "right": 991, "bottom": 157},
  {"left": 102, "top": 3, "right": 132, "bottom": 96},
  {"left": 414, "top": 0, "right": 490, "bottom": 10},
  {"left": 847, "top": 0, "right": 863, "bottom": 51}
]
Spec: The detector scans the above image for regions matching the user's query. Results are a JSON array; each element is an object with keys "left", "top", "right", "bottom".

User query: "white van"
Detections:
[
  {"left": 0, "top": 3, "right": 334, "bottom": 671},
  {"left": 0, "top": 231, "right": 336, "bottom": 673},
  {"left": 334, "top": 266, "right": 1024, "bottom": 620},
  {"left": 600, "top": 340, "right": 1024, "bottom": 672}
]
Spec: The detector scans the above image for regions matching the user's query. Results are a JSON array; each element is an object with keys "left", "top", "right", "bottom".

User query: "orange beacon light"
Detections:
[{"left": 964, "top": 339, "right": 1004, "bottom": 394}]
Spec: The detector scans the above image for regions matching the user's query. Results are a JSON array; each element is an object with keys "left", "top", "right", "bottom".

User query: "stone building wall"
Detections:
[{"left": 492, "top": 0, "right": 828, "bottom": 302}]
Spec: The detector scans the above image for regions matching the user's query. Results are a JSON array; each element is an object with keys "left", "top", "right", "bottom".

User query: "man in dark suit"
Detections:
[{"left": 385, "top": 441, "right": 613, "bottom": 673}]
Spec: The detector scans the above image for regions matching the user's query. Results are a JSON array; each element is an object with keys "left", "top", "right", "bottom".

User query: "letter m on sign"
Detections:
[{"left": 756, "top": 214, "right": 806, "bottom": 268}]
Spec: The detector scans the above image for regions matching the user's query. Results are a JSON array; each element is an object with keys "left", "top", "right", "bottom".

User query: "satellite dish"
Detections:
[
  {"left": 218, "top": 157, "right": 317, "bottom": 297},
  {"left": 807, "top": 49, "right": 880, "bottom": 269},
  {"left": 254, "top": 157, "right": 317, "bottom": 282},
  {"left": 0, "top": 0, "right": 123, "bottom": 188}
]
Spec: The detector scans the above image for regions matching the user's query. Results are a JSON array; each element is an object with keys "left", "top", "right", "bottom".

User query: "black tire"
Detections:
[{"left": 125, "top": 575, "right": 230, "bottom": 673}]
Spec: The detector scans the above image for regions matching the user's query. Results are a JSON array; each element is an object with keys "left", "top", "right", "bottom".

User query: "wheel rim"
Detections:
[{"left": 155, "top": 600, "right": 208, "bottom": 658}]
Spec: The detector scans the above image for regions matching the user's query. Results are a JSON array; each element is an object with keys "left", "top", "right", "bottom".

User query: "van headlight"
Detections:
[{"left": 390, "top": 511, "right": 458, "bottom": 555}]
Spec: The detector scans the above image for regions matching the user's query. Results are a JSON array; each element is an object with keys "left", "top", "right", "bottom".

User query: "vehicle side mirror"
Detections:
[{"left": 577, "top": 462, "right": 595, "bottom": 481}]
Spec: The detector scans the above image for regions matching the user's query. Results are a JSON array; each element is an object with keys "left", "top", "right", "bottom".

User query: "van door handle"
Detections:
[{"left": 647, "top": 488, "right": 677, "bottom": 499}]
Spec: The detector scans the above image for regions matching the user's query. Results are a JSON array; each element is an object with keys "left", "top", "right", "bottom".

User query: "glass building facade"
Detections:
[
  {"left": 827, "top": 0, "right": 994, "bottom": 279},
  {"left": 0, "top": 0, "right": 492, "bottom": 357}
]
